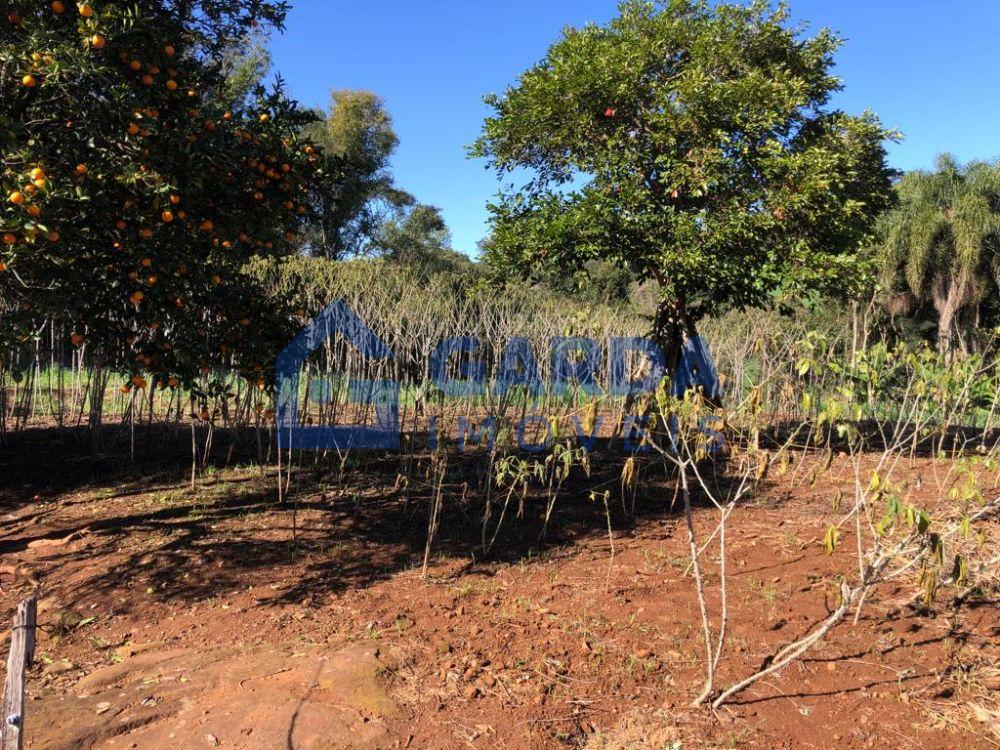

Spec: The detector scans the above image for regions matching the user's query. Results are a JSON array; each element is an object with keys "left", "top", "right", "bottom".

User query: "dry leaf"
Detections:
[{"left": 969, "top": 702, "right": 1000, "bottom": 739}]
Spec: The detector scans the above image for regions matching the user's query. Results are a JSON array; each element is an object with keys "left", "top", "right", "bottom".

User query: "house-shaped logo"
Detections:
[
  {"left": 275, "top": 301, "right": 399, "bottom": 450},
  {"left": 275, "top": 300, "right": 723, "bottom": 453}
]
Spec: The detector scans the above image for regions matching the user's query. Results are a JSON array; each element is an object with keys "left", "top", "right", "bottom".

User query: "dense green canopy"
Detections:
[{"left": 472, "top": 0, "right": 897, "bottom": 362}]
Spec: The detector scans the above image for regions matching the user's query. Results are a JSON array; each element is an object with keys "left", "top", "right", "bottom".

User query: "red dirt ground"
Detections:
[{"left": 1, "top": 447, "right": 998, "bottom": 749}]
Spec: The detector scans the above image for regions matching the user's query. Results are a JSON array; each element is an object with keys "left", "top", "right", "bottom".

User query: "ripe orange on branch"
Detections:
[{"left": 2, "top": 0, "right": 326, "bottom": 388}]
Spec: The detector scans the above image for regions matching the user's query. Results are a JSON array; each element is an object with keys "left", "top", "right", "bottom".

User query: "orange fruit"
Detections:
[
  {"left": 120, "top": 384, "right": 132, "bottom": 394},
  {"left": 164, "top": 45, "right": 175, "bottom": 57},
  {"left": 140, "top": 257, "right": 152, "bottom": 267},
  {"left": 22, "top": 74, "right": 37, "bottom": 88},
  {"left": 147, "top": 274, "right": 157, "bottom": 285},
  {"left": 167, "top": 377, "right": 178, "bottom": 388},
  {"left": 48, "top": 231, "right": 60, "bottom": 242},
  {"left": 161, "top": 210, "right": 174, "bottom": 223},
  {"left": 90, "top": 34, "right": 105, "bottom": 49},
  {"left": 199, "top": 219, "right": 213, "bottom": 232},
  {"left": 240, "top": 317, "right": 251, "bottom": 327},
  {"left": 129, "top": 59, "right": 141, "bottom": 71},
  {"left": 211, "top": 274, "right": 221, "bottom": 284},
  {"left": 75, "top": 164, "right": 88, "bottom": 175},
  {"left": 29, "top": 167, "right": 45, "bottom": 181},
  {"left": 52, "top": 1, "right": 65, "bottom": 12},
  {"left": 26, "top": 205, "right": 41, "bottom": 217},
  {"left": 2, "top": 233, "right": 16, "bottom": 245},
  {"left": 259, "top": 113, "right": 270, "bottom": 123},
  {"left": 141, "top": 74, "right": 153, "bottom": 86},
  {"left": 33, "top": 178, "right": 47, "bottom": 190},
  {"left": 78, "top": 4, "right": 93, "bottom": 18},
  {"left": 115, "top": 219, "right": 127, "bottom": 230},
  {"left": 168, "top": 194, "right": 180, "bottom": 205},
  {"left": 127, "top": 123, "right": 140, "bottom": 135},
  {"left": 70, "top": 333, "right": 85, "bottom": 346},
  {"left": 165, "top": 79, "right": 177, "bottom": 91},
  {"left": 130, "top": 290, "right": 144, "bottom": 302}
]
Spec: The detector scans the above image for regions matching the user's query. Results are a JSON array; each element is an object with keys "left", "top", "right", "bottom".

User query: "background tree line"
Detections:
[{"left": 3, "top": 0, "right": 999, "bottom": 406}]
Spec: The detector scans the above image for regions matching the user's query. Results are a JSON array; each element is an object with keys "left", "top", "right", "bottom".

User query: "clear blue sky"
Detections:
[{"left": 269, "top": 1, "right": 1000, "bottom": 257}]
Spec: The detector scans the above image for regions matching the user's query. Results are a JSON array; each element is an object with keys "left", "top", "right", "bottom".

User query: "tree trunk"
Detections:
[{"left": 653, "top": 296, "right": 695, "bottom": 380}]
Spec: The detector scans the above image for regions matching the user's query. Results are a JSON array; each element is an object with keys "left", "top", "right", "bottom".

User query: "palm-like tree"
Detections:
[{"left": 881, "top": 154, "right": 1000, "bottom": 358}]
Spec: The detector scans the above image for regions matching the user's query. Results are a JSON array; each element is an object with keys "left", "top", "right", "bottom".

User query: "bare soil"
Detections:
[{"left": 1, "top": 431, "right": 998, "bottom": 749}]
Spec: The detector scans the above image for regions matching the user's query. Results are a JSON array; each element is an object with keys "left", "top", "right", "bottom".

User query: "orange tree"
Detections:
[{"left": 0, "top": 0, "right": 328, "bottom": 396}]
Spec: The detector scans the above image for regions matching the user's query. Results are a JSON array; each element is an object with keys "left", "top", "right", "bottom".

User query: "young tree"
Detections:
[
  {"left": 880, "top": 155, "right": 1000, "bottom": 359},
  {"left": 1, "top": 0, "right": 327, "bottom": 390},
  {"left": 471, "top": 0, "right": 897, "bottom": 368}
]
